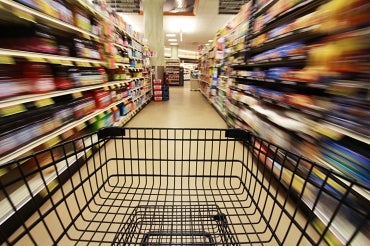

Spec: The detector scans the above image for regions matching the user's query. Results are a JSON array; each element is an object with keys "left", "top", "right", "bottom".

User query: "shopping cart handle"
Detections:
[
  {"left": 98, "top": 127, "right": 126, "bottom": 139},
  {"left": 225, "top": 129, "right": 251, "bottom": 142}
]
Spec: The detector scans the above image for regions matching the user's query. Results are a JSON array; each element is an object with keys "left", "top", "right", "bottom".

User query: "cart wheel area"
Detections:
[{"left": 0, "top": 128, "right": 369, "bottom": 245}]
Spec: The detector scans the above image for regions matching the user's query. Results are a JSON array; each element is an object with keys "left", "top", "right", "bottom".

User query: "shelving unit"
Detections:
[
  {"left": 199, "top": 0, "right": 370, "bottom": 244},
  {"left": 0, "top": 0, "right": 152, "bottom": 238},
  {"left": 165, "top": 58, "right": 184, "bottom": 86}
]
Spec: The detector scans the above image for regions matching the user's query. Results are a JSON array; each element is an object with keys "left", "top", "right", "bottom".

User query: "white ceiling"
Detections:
[{"left": 120, "top": 0, "right": 234, "bottom": 54}]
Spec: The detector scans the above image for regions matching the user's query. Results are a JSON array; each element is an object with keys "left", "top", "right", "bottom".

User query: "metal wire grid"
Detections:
[{"left": 0, "top": 128, "right": 369, "bottom": 245}]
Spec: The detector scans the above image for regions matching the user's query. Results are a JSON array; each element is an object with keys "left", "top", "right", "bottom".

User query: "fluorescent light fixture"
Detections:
[
  {"left": 208, "top": 40, "right": 213, "bottom": 42},
  {"left": 168, "top": 38, "right": 177, "bottom": 42},
  {"left": 176, "top": 0, "right": 185, "bottom": 9},
  {"left": 165, "top": 16, "right": 195, "bottom": 33},
  {"left": 170, "top": 42, "right": 178, "bottom": 45},
  {"left": 166, "top": 33, "right": 177, "bottom": 37}
]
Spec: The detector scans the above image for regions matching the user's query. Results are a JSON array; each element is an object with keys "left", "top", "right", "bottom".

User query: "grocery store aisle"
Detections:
[{"left": 127, "top": 81, "right": 227, "bottom": 128}]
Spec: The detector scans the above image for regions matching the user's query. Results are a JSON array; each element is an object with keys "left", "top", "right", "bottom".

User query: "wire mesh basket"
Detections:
[{"left": 0, "top": 128, "right": 369, "bottom": 245}]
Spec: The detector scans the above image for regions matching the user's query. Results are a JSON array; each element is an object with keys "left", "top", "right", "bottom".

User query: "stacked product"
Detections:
[
  {"left": 153, "top": 78, "right": 169, "bottom": 102},
  {"left": 165, "top": 59, "right": 184, "bottom": 86}
]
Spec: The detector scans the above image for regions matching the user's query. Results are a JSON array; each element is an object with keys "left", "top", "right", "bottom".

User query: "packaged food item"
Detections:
[
  {"left": 52, "top": 65, "right": 73, "bottom": 89},
  {"left": 35, "top": 0, "right": 58, "bottom": 18},
  {"left": 72, "top": 5, "right": 91, "bottom": 31},
  {"left": 23, "top": 62, "right": 56, "bottom": 93},
  {"left": 0, "top": 24, "right": 58, "bottom": 54},
  {"left": 0, "top": 64, "right": 30, "bottom": 99},
  {"left": 51, "top": 0, "right": 73, "bottom": 24},
  {"left": 70, "top": 97, "right": 96, "bottom": 119},
  {"left": 92, "top": 90, "right": 112, "bottom": 109},
  {"left": 67, "top": 66, "right": 82, "bottom": 87},
  {"left": 17, "top": 0, "right": 39, "bottom": 10},
  {"left": 73, "top": 38, "right": 101, "bottom": 60},
  {"left": 111, "top": 106, "right": 120, "bottom": 122}
]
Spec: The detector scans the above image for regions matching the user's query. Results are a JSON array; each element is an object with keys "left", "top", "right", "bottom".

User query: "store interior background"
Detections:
[
  {"left": 114, "top": 0, "right": 241, "bottom": 76},
  {"left": 0, "top": 0, "right": 369, "bottom": 245}
]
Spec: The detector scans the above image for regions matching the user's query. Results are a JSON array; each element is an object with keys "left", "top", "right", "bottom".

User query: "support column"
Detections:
[
  {"left": 142, "top": 0, "right": 165, "bottom": 81},
  {"left": 171, "top": 45, "right": 178, "bottom": 59}
]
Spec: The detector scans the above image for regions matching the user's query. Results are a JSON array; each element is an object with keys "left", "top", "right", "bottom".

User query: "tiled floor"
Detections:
[{"left": 126, "top": 81, "right": 227, "bottom": 128}]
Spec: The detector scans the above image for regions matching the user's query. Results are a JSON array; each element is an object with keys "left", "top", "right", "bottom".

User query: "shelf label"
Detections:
[
  {"left": 0, "top": 55, "right": 15, "bottom": 64},
  {"left": 82, "top": 33, "right": 91, "bottom": 40},
  {"left": 48, "top": 58, "right": 63, "bottom": 64},
  {"left": 76, "top": 122, "right": 87, "bottom": 131},
  {"left": 75, "top": 61, "right": 91, "bottom": 67},
  {"left": 61, "top": 129, "right": 74, "bottom": 140},
  {"left": 35, "top": 98, "right": 54, "bottom": 108},
  {"left": 88, "top": 117, "right": 97, "bottom": 124},
  {"left": 60, "top": 60, "right": 74, "bottom": 66},
  {"left": 39, "top": 180, "right": 59, "bottom": 197},
  {"left": 72, "top": 92, "right": 83, "bottom": 99},
  {"left": 0, "top": 104, "right": 27, "bottom": 116},
  {"left": 314, "top": 124, "right": 342, "bottom": 140},
  {"left": 13, "top": 7, "right": 35, "bottom": 22},
  {"left": 44, "top": 136, "right": 61, "bottom": 148},
  {"left": 0, "top": 167, "right": 9, "bottom": 177},
  {"left": 26, "top": 57, "right": 47, "bottom": 63}
]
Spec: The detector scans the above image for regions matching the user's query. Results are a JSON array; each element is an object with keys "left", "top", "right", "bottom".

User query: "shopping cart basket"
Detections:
[{"left": 0, "top": 128, "right": 369, "bottom": 245}]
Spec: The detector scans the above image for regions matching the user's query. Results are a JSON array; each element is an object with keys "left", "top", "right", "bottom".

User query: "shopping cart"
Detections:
[{"left": 0, "top": 128, "right": 369, "bottom": 245}]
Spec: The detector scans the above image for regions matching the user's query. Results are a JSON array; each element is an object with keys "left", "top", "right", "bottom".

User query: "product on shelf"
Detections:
[
  {"left": 23, "top": 62, "right": 56, "bottom": 93},
  {"left": 72, "top": 4, "right": 91, "bottom": 32},
  {"left": 251, "top": 41, "right": 306, "bottom": 62},
  {"left": 0, "top": 103, "right": 75, "bottom": 157},
  {"left": 316, "top": 0, "right": 370, "bottom": 33},
  {"left": 52, "top": 64, "right": 74, "bottom": 90},
  {"left": 0, "top": 24, "right": 58, "bottom": 54},
  {"left": 0, "top": 64, "right": 29, "bottom": 99},
  {"left": 73, "top": 37, "right": 103, "bottom": 60},
  {"left": 70, "top": 97, "right": 96, "bottom": 119},
  {"left": 51, "top": 0, "right": 74, "bottom": 24},
  {"left": 90, "top": 90, "right": 112, "bottom": 109}
]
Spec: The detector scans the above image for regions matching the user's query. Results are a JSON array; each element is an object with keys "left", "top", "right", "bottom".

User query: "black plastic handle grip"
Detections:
[
  {"left": 98, "top": 127, "right": 126, "bottom": 139},
  {"left": 225, "top": 129, "right": 251, "bottom": 142}
]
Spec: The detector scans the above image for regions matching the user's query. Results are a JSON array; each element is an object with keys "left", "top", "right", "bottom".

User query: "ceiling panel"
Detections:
[{"left": 218, "top": 0, "right": 248, "bottom": 14}]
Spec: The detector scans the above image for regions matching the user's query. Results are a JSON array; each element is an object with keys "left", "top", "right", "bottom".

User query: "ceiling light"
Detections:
[
  {"left": 168, "top": 39, "right": 177, "bottom": 42},
  {"left": 176, "top": 0, "right": 185, "bottom": 9},
  {"left": 170, "top": 42, "right": 178, "bottom": 46},
  {"left": 166, "top": 33, "right": 177, "bottom": 37},
  {"left": 208, "top": 40, "right": 213, "bottom": 42}
]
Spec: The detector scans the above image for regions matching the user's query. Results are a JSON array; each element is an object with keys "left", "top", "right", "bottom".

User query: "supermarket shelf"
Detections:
[
  {"left": 254, "top": 0, "right": 276, "bottom": 17},
  {"left": 0, "top": 48, "right": 106, "bottom": 66},
  {"left": 200, "top": 89, "right": 227, "bottom": 122},
  {"left": 0, "top": 134, "right": 99, "bottom": 225},
  {"left": 113, "top": 43, "right": 129, "bottom": 51},
  {"left": 232, "top": 75, "right": 327, "bottom": 91},
  {"left": 316, "top": 121, "right": 370, "bottom": 145},
  {"left": 75, "top": 0, "right": 110, "bottom": 25},
  {"left": 0, "top": 97, "right": 132, "bottom": 166},
  {"left": 257, "top": 0, "right": 323, "bottom": 34},
  {"left": 251, "top": 25, "right": 319, "bottom": 54},
  {"left": 0, "top": 79, "right": 133, "bottom": 108},
  {"left": 115, "top": 62, "right": 130, "bottom": 67},
  {"left": 0, "top": 0, "right": 102, "bottom": 41},
  {"left": 230, "top": 86, "right": 323, "bottom": 118},
  {"left": 199, "top": 79, "right": 211, "bottom": 85},
  {"left": 217, "top": 87, "right": 228, "bottom": 93},
  {"left": 0, "top": 95, "right": 153, "bottom": 223},
  {"left": 116, "top": 97, "right": 152, "bottom": 127},
  {"left": 248, "top": 55, "right": 307, "bottom": 67}
]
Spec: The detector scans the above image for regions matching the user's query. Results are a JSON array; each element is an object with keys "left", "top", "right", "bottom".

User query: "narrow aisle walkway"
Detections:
[{"left": 126, "top": 81, "right": 227, "bottom": 128}]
